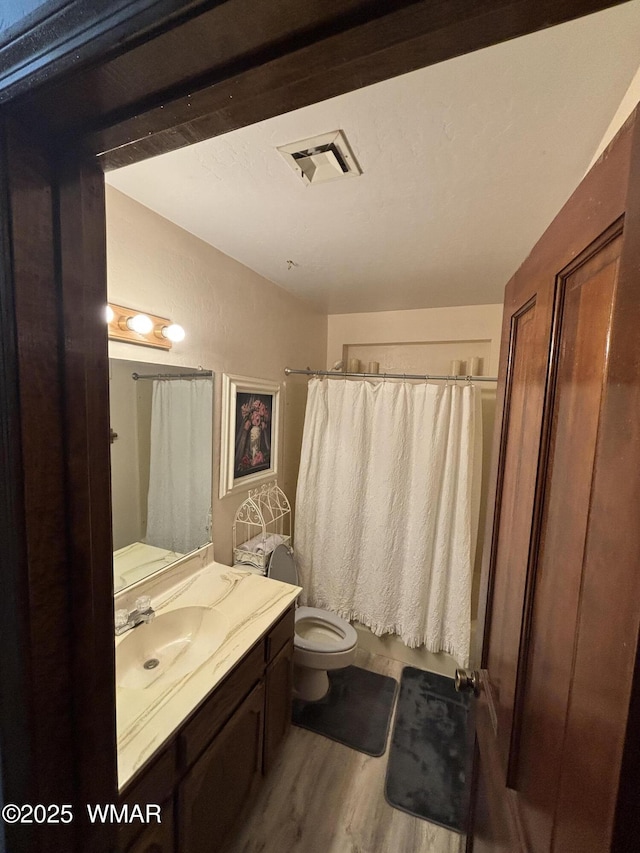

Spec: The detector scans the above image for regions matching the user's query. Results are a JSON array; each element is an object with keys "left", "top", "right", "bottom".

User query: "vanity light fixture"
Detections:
[
  {"left": 126, "top": 313, "right": 153, "bottom": 335},
  {"left": 106, "top": 302, "right": 186, "bottom": 350},
  {"left": 159, "top": 323, "right": 186, "bottom": 343}
]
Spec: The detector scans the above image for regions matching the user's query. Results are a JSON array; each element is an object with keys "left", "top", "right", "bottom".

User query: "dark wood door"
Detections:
[
  {"left": 470, "top": 114, "right": 640, "bottom": 852},
  {"left": 178, "top": 681, "right": 265, "bottom": 853}
]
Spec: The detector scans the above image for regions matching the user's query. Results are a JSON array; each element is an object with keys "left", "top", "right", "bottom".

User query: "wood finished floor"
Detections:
[{"left": 227, "top": 650, "right": 462, "bottom": 853}]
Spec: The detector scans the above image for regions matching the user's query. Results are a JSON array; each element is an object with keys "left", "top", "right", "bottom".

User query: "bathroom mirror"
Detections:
[{"left": 109, "top": 358, "right": 214, "bottom": 593}]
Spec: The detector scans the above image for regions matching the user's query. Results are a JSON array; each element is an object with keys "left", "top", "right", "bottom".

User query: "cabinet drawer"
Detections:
[
  {"left": 266, "top": 605, "right": 295, "bottom": 663},
  {"left": 179, "top": 640, "right": 264, "bottom": 769}
]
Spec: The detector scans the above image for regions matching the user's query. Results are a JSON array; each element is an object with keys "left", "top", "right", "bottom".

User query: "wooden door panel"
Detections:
[
  {"left": 483, "top": 296, "right": 549, "bottom": 776},
  {"left": 473, "top": 753, "right": 521, "bottom": 853},
  {"left": 516, "top": 225, "right": 623, "bottom": 851},
  {"left": 552, "top": 217, "right": 640, "bottom": 848},
  {"left": 475, "top": 692, "right": 527, "bottom": 853},
  {"left": 473, "top": 116, "right": 640, "bottom": 853}
]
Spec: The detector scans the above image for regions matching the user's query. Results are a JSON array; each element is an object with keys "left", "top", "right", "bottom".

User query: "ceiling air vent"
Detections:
[{"left": 277, "top": 130, "right": 362, "bottom": 186}]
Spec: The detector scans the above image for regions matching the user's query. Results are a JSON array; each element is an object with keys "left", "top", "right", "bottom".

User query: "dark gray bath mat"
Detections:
[
  {"left": 292, "top": 666, "right": 398, "bottom": 756},
  {"left": 385, "top": 667, "right": 470, "bottom": 832}
]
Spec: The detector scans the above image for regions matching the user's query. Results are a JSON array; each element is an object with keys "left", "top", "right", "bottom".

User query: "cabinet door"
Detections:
[
  {"left": 178, "top": 682, "right": 265, "bottom": 853},
  {"left": 125, "top": 799, "right": 174, "bottom": 853},
  {"left": 263, "top": 638, "right": 293, "bottom": 774}
]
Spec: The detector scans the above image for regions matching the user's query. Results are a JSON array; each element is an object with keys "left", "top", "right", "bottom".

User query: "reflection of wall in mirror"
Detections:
[
  {"left": 135, "top": 377, "right": 153, "bottom": 537},
  {"left": 109, "top": 359, "right": 148, "bottom": 550}
]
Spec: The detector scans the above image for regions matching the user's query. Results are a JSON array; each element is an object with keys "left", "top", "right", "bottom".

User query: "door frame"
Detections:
[{"left": 0, "top": 3, "right": 632, "bottom": 851}]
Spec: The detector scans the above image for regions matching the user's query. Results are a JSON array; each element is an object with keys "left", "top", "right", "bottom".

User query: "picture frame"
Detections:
[{"left": 219, "top": 373, "right": 281, "bottom": 498}]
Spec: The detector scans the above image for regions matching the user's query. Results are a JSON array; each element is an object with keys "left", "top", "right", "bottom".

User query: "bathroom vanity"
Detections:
[{"left": 114, "top": 558, "right": 299, "bottom": 853}]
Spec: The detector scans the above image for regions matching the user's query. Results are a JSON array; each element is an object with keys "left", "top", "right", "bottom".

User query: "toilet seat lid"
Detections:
[
  {"left": 295, "top": 606, "right": 358, "bottom": 653},
  {"left": 267, "top": 544, "right": 299, "bottom": 586}
]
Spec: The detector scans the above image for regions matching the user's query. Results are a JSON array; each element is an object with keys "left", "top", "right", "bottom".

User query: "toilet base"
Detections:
[{"left": 293, "top": 664, "right": 330, "bottom": 702}]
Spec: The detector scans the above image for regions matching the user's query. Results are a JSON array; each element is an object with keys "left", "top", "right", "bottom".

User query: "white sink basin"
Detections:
[{"left": 116, "top": 606, "right": 228, "bottom": 690}]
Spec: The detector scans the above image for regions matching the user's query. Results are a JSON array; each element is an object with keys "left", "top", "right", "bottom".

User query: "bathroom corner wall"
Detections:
[
  {"left": 327, "top": 304, "right": 504, "bottom": 622},
  {"left": 106, "top": 186, "right": 327, "bottom": 565},
  {"left": 588, "top": 62, "right": 640, "bottom": 170}
]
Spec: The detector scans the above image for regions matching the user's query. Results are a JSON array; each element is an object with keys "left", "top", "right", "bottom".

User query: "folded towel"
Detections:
[{"left": 237, "top": 532, "right": 286, "bottom": 555}]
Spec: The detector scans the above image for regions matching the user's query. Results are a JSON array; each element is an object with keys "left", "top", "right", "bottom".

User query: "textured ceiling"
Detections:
[{"left": 107, "top": 2, "right": 640, "bottom": 314}]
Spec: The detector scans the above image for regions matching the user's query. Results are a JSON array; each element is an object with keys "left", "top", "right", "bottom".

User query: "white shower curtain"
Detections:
[
  {"left": 295, "top": 378, "right": 482, "bottom": 666},
  {"left": 146, "top": 379, "right": 213, "bottom": 554}
]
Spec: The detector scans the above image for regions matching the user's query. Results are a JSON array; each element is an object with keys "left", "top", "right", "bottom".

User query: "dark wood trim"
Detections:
[
  {"left": 0, "top": 115, "right": 37, "bottom": 853},
  {"left": 0, "top": 116, "right": 76, "bottom": 853},
  {"left": 0, "top": 3, "right": 638, "bottom": 852},
  {"left": 0, "top": 116, "right": 116, "bottom": 853},
  {"left": 56, "top": 156, "right": 118, "bottom": 849},
  {"left": 603, "top": 114, "right": 640, "bottom": 853},
  {"left": 91, "top": 0, "right": 632, "bottom": 171},
  {"left": 7, "top": 1, "right": 631, "bottom": 168},
  {"left": 0, "top": 0, "right": 215, "bottom": 103}
]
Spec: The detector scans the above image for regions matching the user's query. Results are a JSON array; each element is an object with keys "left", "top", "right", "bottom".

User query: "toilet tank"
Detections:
[{"left": 267, "top": 545, "right": 299, "bottom": 586}]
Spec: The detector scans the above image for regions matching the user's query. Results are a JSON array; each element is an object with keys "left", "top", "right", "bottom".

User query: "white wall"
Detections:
[
  {"left": 107, "top": 187, "right": 327, "bottom": 564},
  {"left": 589, "top": 63, "right": 640, "bottom": 168}
]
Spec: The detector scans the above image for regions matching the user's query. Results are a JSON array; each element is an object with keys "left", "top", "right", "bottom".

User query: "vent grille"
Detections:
[{"left": 278, "top": 130, "right": 362, "bottom": 186}]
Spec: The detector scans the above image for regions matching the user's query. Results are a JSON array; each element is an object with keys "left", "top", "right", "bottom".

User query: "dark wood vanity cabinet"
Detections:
[
  {"left": 125, "top": 801, "right": 174, "bottom": 853},
  {"left": 263, "top": 637, "right": 294, "bottom": 774},
  {"left": 178, "top": 682, "right": 265, "bottom": 852},
  {"left": 121, "top": 604, "right": 295, "bottom": 853}
]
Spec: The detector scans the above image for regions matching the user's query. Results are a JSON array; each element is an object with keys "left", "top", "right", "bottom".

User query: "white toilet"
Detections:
[{"left": 267, "top": 544, "right": 357, "bottom": 701}]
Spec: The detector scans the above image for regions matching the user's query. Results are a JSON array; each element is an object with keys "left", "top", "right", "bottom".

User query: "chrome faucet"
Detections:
[{"left": 115, "top": 596, "right": 155, "bottom": 636}]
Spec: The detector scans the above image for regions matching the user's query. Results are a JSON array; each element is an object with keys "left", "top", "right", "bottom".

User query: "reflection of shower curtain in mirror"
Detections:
[
  {"left": 146, "top": 379, "right": 213, "bottom": 554},
  {"left": 295, "top": 378, "right": 482, "bottom": 667}
]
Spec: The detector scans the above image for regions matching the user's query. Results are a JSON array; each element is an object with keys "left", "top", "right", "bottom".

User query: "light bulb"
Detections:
[
  {"left": 126, "top": 313, "right": 153, "bottom": 335},
  {"left": 161, "top": 323, "right": 186, "bottom": 343},
  {"left": 105, "top": 305, "right": 114, "bottom": 323}
]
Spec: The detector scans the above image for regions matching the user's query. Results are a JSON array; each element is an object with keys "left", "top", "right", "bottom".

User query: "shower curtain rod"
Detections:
[
  {"left": 284, "top": 367, "right": 498, "bottom": 382},
  {"left": 132, "top": 371, "right": 213, "bottom": 380}
]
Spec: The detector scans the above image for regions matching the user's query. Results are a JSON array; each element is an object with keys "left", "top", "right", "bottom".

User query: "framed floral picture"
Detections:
[{"left": 219, "top": 374, "right": 280, "bottom": 497}]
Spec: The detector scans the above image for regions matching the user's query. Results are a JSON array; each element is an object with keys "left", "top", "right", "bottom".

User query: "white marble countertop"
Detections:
[{"left": 116, "top": 559, "right": 300, "bottom": 791}]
